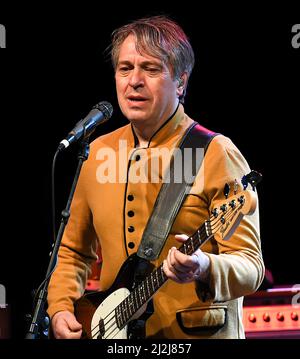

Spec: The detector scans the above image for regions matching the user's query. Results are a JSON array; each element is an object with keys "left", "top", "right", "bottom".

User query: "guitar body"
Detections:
[{"left": 74, "top": 253, "right": 153, "bottom": 339}]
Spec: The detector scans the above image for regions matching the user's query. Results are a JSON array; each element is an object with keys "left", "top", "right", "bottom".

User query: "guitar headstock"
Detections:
[
  {"left": 209, "top": 190, "right": 257, "bottom": 241},
  {"left": 209, "top": 171, "right": 262, "bottom": 241}
]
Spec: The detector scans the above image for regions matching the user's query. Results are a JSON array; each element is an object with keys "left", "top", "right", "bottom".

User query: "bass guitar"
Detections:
[{"left": 74, "top": 171, "right": 261, "bottom": 339}]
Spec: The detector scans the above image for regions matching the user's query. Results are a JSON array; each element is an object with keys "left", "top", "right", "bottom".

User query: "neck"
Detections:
[
  {"left": 131, "top": 103, "right": 179, "bottom": 148},
  {"left": 131, "top": 122, "right": 159, "bottom": 148}
]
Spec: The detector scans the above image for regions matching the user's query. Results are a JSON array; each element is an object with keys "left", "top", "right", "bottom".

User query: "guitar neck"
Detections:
[{"left": 115, "top": 220, "right": 212, "bottom": 329}]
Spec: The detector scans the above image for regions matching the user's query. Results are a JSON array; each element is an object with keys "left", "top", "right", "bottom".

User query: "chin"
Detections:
[
  {"left": 127, "top": 116, "right": 148, "bottom": 124},
  {"left": 124, "top": 110, "right": 148, "bottom": 122}
]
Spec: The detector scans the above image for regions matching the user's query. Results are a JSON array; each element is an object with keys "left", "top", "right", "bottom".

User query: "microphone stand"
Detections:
[{"left": 25, "top": 138, "right": 90, "bottom": 339}]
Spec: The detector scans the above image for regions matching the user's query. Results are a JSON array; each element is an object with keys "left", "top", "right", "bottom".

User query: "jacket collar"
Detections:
[{"left": 128, "top": 103, "right": 185, "bottom": 148}]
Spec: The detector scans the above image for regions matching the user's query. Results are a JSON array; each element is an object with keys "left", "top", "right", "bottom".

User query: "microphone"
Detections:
[{"left": 58, "top": 101, "right": 113, "bottom": 151}]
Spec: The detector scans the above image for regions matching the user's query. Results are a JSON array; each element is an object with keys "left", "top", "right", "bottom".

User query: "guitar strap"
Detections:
[
  {"left": 137, "top": 121, "right": 219, "bottom": 261},
  {"left": 128, "top": 121, "right": 219, "bottom": 339}
]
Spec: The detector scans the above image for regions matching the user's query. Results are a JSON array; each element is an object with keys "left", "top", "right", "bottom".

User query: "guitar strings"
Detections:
[
  {"left": 179, "top": 204, "right": 240, "bottom": 256},
  {"left": 88, "top": 203, "right": 241, "bottom": 339},
  {"left": 89, "top": 209, "right": 227, "bottom": 339},
  {"left": 88, "top": 224, "right": 211, "bottom": 339},
  {"left": 210, "top": 203, "right": 241, "bottom": 234}
]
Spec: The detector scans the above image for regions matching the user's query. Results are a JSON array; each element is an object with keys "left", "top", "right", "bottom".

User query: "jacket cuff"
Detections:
[
  {"left": 195, "top": 252, "right": 216, "bottom": 302},
  {"left": 47, "top": 304, "right": 74, "bottom": 320}
]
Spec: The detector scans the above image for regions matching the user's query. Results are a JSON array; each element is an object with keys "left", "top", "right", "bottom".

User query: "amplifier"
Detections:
[{"left": 243, "top": 285, "right": 300, "bottom": 339}]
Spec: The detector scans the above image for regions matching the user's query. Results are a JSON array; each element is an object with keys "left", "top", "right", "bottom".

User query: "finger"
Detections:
[
  {"left": 173, "top": 249, "right": 198, "bottom": 271},
  {"left": 56, "top": 315, "right": 82, "bottom": 339},
  {"left": 163, "top": 261, "right": 189, "bottom": 283},
  {"left": 166, "top": 248, "right": 197, "bottom": 282},
  {"left": 168, "top": 247, "right": 189, "bottom": 274},
  {"left": 169, "top": 249, "right": 197, "bottom": 282},
  {"left": 67, "top": 317, "right": 82, "bottom": 332},
  {"left": 169, "top": 247, "right": 190, "bottom": 273},
  {"left": 56, "top": 318, "right": 82, "bottom": 338},
  {"left": 166, "top": 248, "right": 177, "bottom": 275},
  {"left": 67, "top": 329, "right": 82, "bottom": 339},
  {"left": 175, "top": 234, "right": 189, "bottom": 242},
  {"left": 163, "top": 259, "right": 180, "bottom": 282},
  {"left": 163, "top": 260, "right": 195, "bottom": 284},
  {"left": 56, "top": 328, "right": 82, "bottom": 339}
]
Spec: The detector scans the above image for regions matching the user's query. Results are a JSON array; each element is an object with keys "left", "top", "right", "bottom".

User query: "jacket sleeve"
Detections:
[
  {"left": 196, "top": 135, "right": 265, "bottom": 302},
  {"left": 47, "top": 160, "right": 98, "bottom": 319}
]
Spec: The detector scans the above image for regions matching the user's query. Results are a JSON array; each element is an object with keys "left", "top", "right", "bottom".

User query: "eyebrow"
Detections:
[{"left": 117, "top": 60, "right": 163, "bottom": 68}]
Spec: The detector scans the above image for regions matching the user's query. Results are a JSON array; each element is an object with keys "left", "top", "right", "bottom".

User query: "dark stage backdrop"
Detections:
[{"left": 0, "top": 3, "right": 299, "bottom": 338}]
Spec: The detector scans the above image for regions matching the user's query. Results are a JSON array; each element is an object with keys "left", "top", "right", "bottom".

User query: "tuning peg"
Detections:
[
  {"left": 223, "top": 183, "right": 230, "bottom": 199},
  {"left": 212, "top": 208, "right": 219, "bottom": 217},
  {"left": 241, "top": 176, "right": 247, "bottom": 190},
  {"left": 229, "top": 199, "right": 236, "bottom": 208},
  {"left": 242, "top": 170, "right": 263, "bottom": 190},
  {"left": 220, "top": 204, "right": 227, "bottom": 212},
  {"left": 234, "top": 179, "right": 238, "bottom": 194},
  {"left": 238, "top": 195, "right": 245, "bottom": 205}
]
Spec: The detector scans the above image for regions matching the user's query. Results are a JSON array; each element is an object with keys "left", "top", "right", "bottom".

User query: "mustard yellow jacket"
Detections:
[{"left": 47, "top": 104, "right": 264, "bottom": 338}]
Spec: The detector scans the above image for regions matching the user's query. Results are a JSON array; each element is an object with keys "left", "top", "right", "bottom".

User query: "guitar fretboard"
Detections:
[{"left": 115, "top": 219, "right": 212, "bottom": 329}]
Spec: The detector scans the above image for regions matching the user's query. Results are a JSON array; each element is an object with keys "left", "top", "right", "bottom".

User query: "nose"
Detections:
[{"left": 128, "top": 68, "right": 144, "bottom": 89}]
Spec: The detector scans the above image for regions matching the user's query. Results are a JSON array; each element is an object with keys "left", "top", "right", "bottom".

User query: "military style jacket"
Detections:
[{"left": 47, "top": 104, "right": 264, "bottom": 338}]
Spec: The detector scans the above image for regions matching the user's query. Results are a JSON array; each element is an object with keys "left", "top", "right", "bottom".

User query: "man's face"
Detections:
[{"left": 115, "top": 35, "right": 181, "bottom": 128}]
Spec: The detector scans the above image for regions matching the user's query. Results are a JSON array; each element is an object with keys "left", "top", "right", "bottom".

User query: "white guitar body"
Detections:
[{"left": 91, "top": 288, "right": 130, "bottom": 339}]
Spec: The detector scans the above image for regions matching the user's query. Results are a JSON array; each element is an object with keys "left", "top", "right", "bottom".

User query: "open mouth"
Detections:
[{"left": 127, "top": 96, "right": 148, "bottom": 102}]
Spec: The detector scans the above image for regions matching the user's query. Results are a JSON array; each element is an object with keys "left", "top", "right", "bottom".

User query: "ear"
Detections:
[{"left": 176, "top": 73, "right": 188, "bottom": 98}]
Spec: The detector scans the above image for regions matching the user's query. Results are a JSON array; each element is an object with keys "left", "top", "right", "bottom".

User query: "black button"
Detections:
[
  {"left": 127, "top": 210, "right": 134, "bottom": 217},
  {"left": 128, "top": 242, "right": 135, "bottom": 249},
  {"left": 135, "top": 154, "right": 141, "bottom": 161},
  {"left": 127, "top": 194, "right": 134, "bottom": 201},
  {"left": 128, "top": 226, "right": 135, "bottom": 232}
]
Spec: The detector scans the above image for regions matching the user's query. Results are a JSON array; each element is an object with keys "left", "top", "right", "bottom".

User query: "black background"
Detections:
[{"left": 0, "top": 2, "right": 299, "bottom": 341}]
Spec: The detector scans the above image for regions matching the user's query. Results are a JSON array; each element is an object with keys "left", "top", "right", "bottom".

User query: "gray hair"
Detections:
[{"left": 110, "top": 16, "right": 195, "bottom": 103}]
